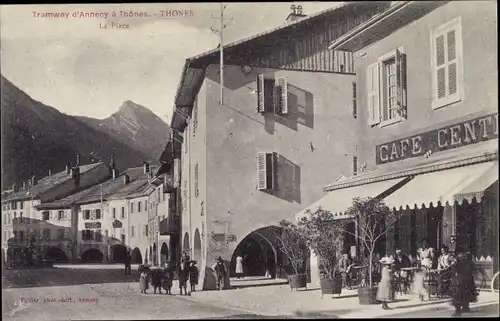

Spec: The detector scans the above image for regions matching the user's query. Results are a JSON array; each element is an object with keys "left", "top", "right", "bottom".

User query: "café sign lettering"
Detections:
[{"left": 376, "top": 113, "right": 498, "bottom": 164}]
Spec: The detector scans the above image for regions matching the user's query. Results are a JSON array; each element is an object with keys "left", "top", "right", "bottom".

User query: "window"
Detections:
[
  {"left": 58, "top": 211, "right": 64, "bottom": 220},
  {"left": 11, "top": 201, "right": 17, "bottom": 210},
  {"left": 112, "top": 208, "right": 116, "bottom": 219},
  {"left": 130, "top": 202, "right": 134, "bottom": 213},
  {"left": 257, "top": 152, "right": 277, "bottom": 191},
  {"left": 353, "top": 156, "right": 358, "bottom": 176},
  {"left": 95, "top": 209, "right": 101, "bottom": 219},
  {"left": 145, "top": 200, "right": 148, "bottom": 209},
  {"left": 84, "top": 210, "right": 90, "bottom": 220},
  {"left": 13, "top": 212, "right": 17, "bottom": 219},
  {"left": 193, "top": 99, "right": 198, "bottom": 136},
  {"left": 352, "top": 82, "right": 357, "bottom": 119},
  {"left": 256, "top": 75, "right": 288, "bottom": 114},
  {"left": 431, "top": 17, "right": 463, "bottom": 109},
  {"left": 194, "top": 163, "right": 199, "bottom": 198},
  {"left": 367, "top": 48, "right": 407, "bottom": 127},
  {"left": 138, "top": 201, "right": 141, "bottom": 213},
  {"left": 19, "top": 201, "right": 24, "bottom": 209},
  {"left": 42, "top": 211, "right": 49, "bottom": 221},
  {"left": 145, "top": 225, "right": 149, "bottom": 237},
  {"left": 95, "top": 230, "right": 102, "bottom": 242},
  {"left": 121, "top": 207, "right": 125, "bottom": 218},
  {"left": 131, "top": 226, "right": 134, "bottom": 237}
]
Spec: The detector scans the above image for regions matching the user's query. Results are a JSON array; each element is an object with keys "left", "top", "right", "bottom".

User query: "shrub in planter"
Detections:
[
  {"left": 342, "top": 197, "right": 397, "bottom": 305},
  {"left": 298, "top": 207, "right": 345, "bottom": 298},
  {"left": 273, "top": 220, "right": 308, "bottom": 291}
]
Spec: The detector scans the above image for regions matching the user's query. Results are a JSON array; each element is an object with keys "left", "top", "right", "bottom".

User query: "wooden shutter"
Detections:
[
  {"left": 395, "top": 49, "right": 407, "bottom": 118},
  {"left": 367, "top": 62, "right": 381, "bottom": 126},
  {"left": 257, "top": 152, "right": 267, "bottom": 190},
  {"left": 446, "top": 29, "right": 457, "bottom": 95},
  {"left": 257, "top": 74, "right": 265, "bottom": 113},
  {"left": 277, "top": 77, "right": 288, "bottom": 115},
  {"left": 352, "top": 82, "right": 357, "bottom": 119},
  {"left": 435, "top": 34, "right": 447, "bottom": 99}
]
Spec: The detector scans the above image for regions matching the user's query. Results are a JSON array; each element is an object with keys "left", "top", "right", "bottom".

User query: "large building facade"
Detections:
[
  {"left": 301, "top": 0, "right": 498, "bottom": 289},
  {"left": 168, "top": 2, "right": 394, "bottom": 290}
]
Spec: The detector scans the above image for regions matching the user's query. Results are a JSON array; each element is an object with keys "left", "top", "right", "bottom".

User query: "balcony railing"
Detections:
[{"left": 159, "top": 215, "right": 180, "bottom": 235}]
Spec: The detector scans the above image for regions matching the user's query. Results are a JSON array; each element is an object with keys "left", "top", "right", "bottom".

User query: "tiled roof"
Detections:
[
  {"left": 3, "top": 163, "right": 104, "bottom": 202},
  {"left": 35, "top": 166, "right": 152, "bottom": 209}
]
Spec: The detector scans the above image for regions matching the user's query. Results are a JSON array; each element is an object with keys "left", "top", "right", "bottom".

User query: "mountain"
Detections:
[
  {"left": 0, "top": 75, "right": 169, "bottom": 190},
  {"left": 77, "top": 100, "right": 170, "bottom": 161}
]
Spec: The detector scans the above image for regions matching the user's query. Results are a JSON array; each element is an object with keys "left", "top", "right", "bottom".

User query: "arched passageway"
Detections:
[
  {"left": 193, "top": 229, "right": 202, "bottom": 264},
  {"left": 131, "top": 247, "right": 142, "bottom": 264},
  {"left": 183, "top": 232, "right": 190, "bottom": 254},
  {"left": 160, "top": 243, "right": 168, "bottom": 266},
  {"left": 230, "top": 226, "right": 310, "bottom": 280},
  {"left": 110, "top": 245, "right": 127, "bottom": 263},
  {"left": 45, "top": 247, "right": 69, "bottom": 263},
  {"left": 153, "top": 243, "right": 157, "bottom": 266},
  {"left": 81, "top": 249, "right": 103, "bottom": 263}
]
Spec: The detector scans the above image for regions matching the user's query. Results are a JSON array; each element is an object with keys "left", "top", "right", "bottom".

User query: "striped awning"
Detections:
[
  {"left": 295, "top": 177, "right": 408, "bottom": 221},
  {"left": 384, "top": 161, "right": 498, "bottom": 210}
]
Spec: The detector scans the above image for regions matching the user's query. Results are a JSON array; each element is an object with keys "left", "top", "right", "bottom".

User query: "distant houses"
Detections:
[{"left": 1, "top": 154, "right": 175, "bottom": 267}]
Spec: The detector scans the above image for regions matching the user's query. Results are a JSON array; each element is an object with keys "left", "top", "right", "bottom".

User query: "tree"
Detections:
[
  {"left": 298, "top": 207, "right": 344, "bottom": 279},
  {"left": 342, "top": 197, "right": 397, "bottom": 287},
  {"left": 272, "top": 220, "right": 308, "bottom": 275}
]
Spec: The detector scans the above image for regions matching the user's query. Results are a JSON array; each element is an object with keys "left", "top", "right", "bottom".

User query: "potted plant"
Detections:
[
  {"left": 299, "top": 207, "right": 344, "bottom": 298},
  {"left": 273, "top": 220, "right": 308, "bottom": 291},
  {"left": 342, "top": 197, "right": 397, "bottom": 305}
]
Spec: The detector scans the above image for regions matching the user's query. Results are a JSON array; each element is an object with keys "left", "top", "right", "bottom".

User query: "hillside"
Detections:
[{"left": 0, "top": 75, "right": 168, "bottom": 190}]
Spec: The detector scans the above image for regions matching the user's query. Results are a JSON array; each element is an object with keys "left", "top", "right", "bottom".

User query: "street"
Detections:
[
  {"left": 1, "top": 282, "right": 271, "bottom": 320},
  {"left": 387, "top": 303, "right": 500, "bottom": 318}
]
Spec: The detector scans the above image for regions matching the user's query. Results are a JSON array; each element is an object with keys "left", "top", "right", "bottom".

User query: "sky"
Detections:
[{"left": 0, "top": 2, "right": 340, "bottom": 124}]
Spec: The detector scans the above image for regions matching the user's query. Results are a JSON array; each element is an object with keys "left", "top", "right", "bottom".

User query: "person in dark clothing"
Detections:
[
  {"left": 124, "top": 250, "right": 132, "bottom": 275},
  {"left": 338, "top": 253, "right": 353, "bottom": 289},
  {"left": 212, "top": 257, "right": 226, "bottom": 290},
  {"left": 178, "top": 257, "right": 190, "bottom": 295},
  {"left": 189, "top": 261, "right": 199, "bottom": 292},
  {"left": 449, "top": 252, "right": 478, "bottom": 316},
  {"left": 150, "top": 268, "right": 163, "bottom": 294},
  {"left": 162, "top": 263, "right": 174, "bottom": 295}
]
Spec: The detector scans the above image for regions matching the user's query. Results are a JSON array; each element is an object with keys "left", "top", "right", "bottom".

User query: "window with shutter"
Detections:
[
  {"left": 367, "top": 62, "right": 381, "bottom": 126},
  {"left": 276, "top": 77, "right": 288, "bottom": 115},
  {"left": 257, "top": 152, "right": 277, "bottom": 191},
  {"left": 352, "top": 82, "right": 357, "bottom": 119},
  {"left": 431, "top": 17, "right": 463, "bottom": 109},
  {"left": 257, "top": 75, "right": 275, "bottom": 114},
  {"left": 257, "top": 74, "right": 265, "bottom": 113}
]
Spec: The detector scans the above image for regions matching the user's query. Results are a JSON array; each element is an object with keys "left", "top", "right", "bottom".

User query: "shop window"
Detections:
[
  {"left": 367, "top": 48, "right": 407, "bottom": 127},
  {"left": 257, "top": 152, "right": 277, "bottom": 191},
  {"left": 431, "top": 17, "right": 463, "bottom": 109}
]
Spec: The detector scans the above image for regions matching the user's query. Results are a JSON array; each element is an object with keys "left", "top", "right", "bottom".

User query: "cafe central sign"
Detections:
[{"left": 376, "top": 113, "right": 498, "bottom": 164}]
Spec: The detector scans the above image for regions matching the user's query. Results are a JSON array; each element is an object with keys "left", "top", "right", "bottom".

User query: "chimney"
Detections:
[
  {"left": 65, "top": 164, "right": 71, "bottom": 175},
  {"left": 22, "top": 182, "right": 26, "bottom": 191},
  {"left": 148, "top": 170, "right": 154, "bottom": 179},
  {"left": 124, "top": 174, "right": 130, "bottom": 185},
  {"left": 12, "top": 183, "right": 17, "bottom": 192},
  {"left": 143, "top": 162, "right": 150, "bottom": 174},
  {"left": 286, "top": 4, "right": 306, "bottom": 24},
  {"left": 32, "top": 175, "right": 37, "bottom": 186},
  {"left": 76, "top": 154, "right": 80, "bottom": 166},
  {"left": 110, "top": 153, "right": 116, "bottom": 170},
  {"left": 112, "top": 169, "right": 118, "bottom": 179},
  {"left": 48, "top": 169, "right": 52, "bottom": 177}
]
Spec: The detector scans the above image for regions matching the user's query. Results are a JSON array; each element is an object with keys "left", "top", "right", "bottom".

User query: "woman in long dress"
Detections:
[
  {"left": 139, "top": 266, "right": 150, "bottom": 294},
  {"left": 412, "top": 239, "right": 435, "bottom": 301},
  {"left": 449, "top": 252, "right": 478, "bottom": 316},
  {"left": 236, "top": 255, "right": 244, "bottom": 279},
  {"left": 377, "top": 257, "right": 395, "bottom": 310}
]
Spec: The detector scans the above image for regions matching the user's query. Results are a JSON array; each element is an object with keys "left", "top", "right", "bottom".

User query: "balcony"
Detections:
[{"left": 159, "top": 215, "right": 180, "bottom": 235}]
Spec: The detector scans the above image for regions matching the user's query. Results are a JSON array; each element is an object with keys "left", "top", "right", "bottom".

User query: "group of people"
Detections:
[
  {"left": 138, "top": 251, "right": 199, "bottom": 295},
  {"left": 376, "top": 239, "right": 478, "bottom": 316}
]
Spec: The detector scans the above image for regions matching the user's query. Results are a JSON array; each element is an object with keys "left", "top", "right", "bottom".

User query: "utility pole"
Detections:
[{"left": 210, "top": 3, "right": 233, "bottom": 106}]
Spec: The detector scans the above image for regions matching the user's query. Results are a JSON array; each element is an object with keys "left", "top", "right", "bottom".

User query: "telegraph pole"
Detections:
[{"left": 210, "top": 3, "right": 233, "bottom": 106}]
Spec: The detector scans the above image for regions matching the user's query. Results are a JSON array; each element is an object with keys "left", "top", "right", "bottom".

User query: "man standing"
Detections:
[
  {"left": 124, "top": 250, "right": 132, "bottom": 275},
  {"left": 212, "top": 257, "right": 227, "bottom": 290},
  {"left": 338, "top": 253, "right": 353, "bottom": 289}
]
